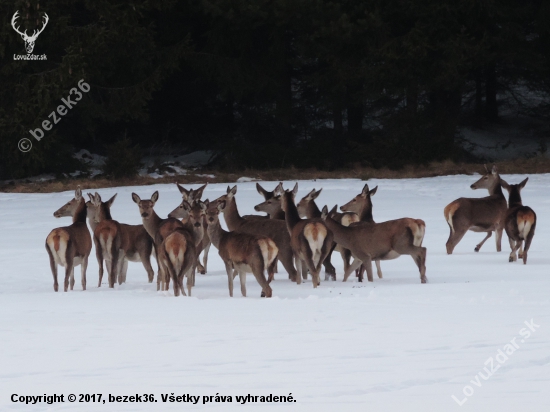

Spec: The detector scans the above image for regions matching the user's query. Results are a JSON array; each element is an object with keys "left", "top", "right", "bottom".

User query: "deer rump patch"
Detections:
[{"left": 516, "top": 209, "right": 535, "bottom": 239}]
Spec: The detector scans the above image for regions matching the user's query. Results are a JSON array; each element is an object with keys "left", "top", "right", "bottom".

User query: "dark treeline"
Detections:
[{"left": 1, "top": 0, "right": 549, "bottom": 179}]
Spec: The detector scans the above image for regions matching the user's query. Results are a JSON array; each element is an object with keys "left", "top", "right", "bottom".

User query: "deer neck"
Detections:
[
  {"left": 223, "top": 197, "right": 245, "bottom": 231},
  {"left": 489, "top": 178, "right": 505, "bottom": 197},
  {"left": 207, "top": 220, "right": 225, "bottom": 250},
  {"left": 98, "top": 204, "right": 112, "bottom": 222},
  {"left": 284, "top": 197, "right": 302, "bottom": 231},
  {"left": 73, "top": 200, "right": 87, "bottom": 224},
  {"left": 358, "top": 202, "right": 374, "bottom": 222},
  {"left": 324, "top": 216, "right": 352, "bottom": 249},
  {"left": 142, "top": 210, "right": 163, "bottom": 239},
  {"left": 307, "top": 200, "right": 322, "bottom": 218},
  {"left": 508, "top": 190, "right": 523, "bottom": 208},
  {"left": 271, "top": 209, "right": 285, "bottom": 220}
]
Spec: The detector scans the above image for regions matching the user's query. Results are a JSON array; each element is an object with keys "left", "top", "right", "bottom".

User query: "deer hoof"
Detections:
[
  {"left": 474, "top": 247, "right": 480, "bottom": 252},
  {"left": 421, "top": 277, "right": 428, "bottom": 283}
]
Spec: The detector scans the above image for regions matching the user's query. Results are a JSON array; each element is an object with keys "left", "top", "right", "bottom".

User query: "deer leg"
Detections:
[
  {"left": 120, "top": 257, "right": 128, "bottom": 283},
  {"left": 224, "top": 261, "right": 234, "bottom": 297},
  {"left": 279, "top": 249, "right": 298, "bottom": 282},
  {"left": 46, "top": 246, "right": 59, "bottom": 292},
  {"left": 508, "top": 237, "right": 517, "bottom": 262},
  {"left": 410, "top": 246, "right": 428, "bottom": 283},
  {"left": 294, "top": 257, "right": 302, "bottom": 285},
  {"left": 255, "top": 265, "right": 273, "bottom": 298},
  {"left": 522, "top": 225, "right": 536, "bottom": 264},
  {"left": 94, "top": 236, "right": 104, "bottom": 287},
  {"left": 518, "top": 241, "right": 524, "bottom": 259},
  {"left": 140, "top": 252, "right": 155, "bottom": 283},
  {"left": 343, "top": 258, "right": 364, "bottom": 282},
  {"left": 322, "top": 242, "right": 337, "bottom": 280},
  {"left": 375, "top": 260, "right": 383, "bottom": 279},
  {"left": 239, "top": 270, "right": 247, "bottom": 297},
  {"left": 81, "top": 255, "right": 88, "bottom": 291},
  {"left": 64, "top": 260, "right": 74, "bottom": 292},
  {"left": 475, "top": 231, "right": 492, "bottom": 252},
  {"left": 70, "top": 266, "right": 75, "bottom": 290},
  {"left": 509, "top": 240, "right": 521, "bottom": 262},
  {"left": 446, "top": 227, "right": 467, "bottom": 255},
  {"left": 495, "top": 227, "right": 504, "bottom": 252}
]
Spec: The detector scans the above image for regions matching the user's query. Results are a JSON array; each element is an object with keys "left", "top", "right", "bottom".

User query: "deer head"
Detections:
[{"left": 12, "top": 11, "right": 49, "bottom": 54}]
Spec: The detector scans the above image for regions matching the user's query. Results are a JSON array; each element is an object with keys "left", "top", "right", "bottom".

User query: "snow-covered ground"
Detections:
[{"left": 1, "top": 176, "right": 549, "bottom": 411}]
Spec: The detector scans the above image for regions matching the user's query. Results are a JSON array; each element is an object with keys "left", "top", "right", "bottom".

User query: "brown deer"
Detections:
[
  {"left": 132, "top": 191, "right": 193, "bottom": 294},
  {"left": 321, "top": 205, "right": 427, "bottom": 283},
  {"left": 86, "top": 193, "right": 155, "bottom": 286},
  {"left": 207, "top": 201, "right": 276, "bottom": 297},
  {"left": 280, "top": 184, "right": 334, "bottom": 288},
  {"left": 444, "top": 165, "right": 508, "bottom": 254},
  {"left": 244, "top": 182, "right": 284, "bottom": 220},
  {"left": 174, "top": 183, "right": 211, "bottom": 275},
  {"left": 296, "top": 187, "right": 359, "bottom": 280},
  {"left": 45, "top": 187, "right": 92, "bottom": 292},
  {"left": 214, "top": 186, "right": 299, "bottom": 282},
  {"left": 501, "top": 178, "right": 536, "bottom": 264},
  {"left": 340, "top": 184, "right": 393, "bottom": 281}
]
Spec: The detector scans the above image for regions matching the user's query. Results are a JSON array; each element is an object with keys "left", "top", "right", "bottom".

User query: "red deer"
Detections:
[
  {"left": 245, "top": 182, "right": 284, "bottom": 220},
  {"left": 175, "top": 183, "right": 211, "bottom": 275},
  {"left": 296, "top": 188, "right": 359, "bottom": 280},
  {"left": 444, "top": 165, "right": 508, "bottom": 254},
  {"left": 321, "top": 205, "right": 427, "bottom": 283},
  {"left": 340, "top": 184, "right": 397, "bottom": 281},
  {"left": 214, "top": 186, "right": 299, "bottom": 282},
  {"left": 206, "top": 201, "right": 276, "bottom": 297},
  {"left": 501, "top": 178, "right": 536, "bottom": 264},
  {"left": 86, "top": 193, "right": 155, "bottom": 286},
  {"left": 280, "top": 184, "right": 334, "bottom": 288},
  {"left": 45, "top": 187, "right": 92, "bottom": 292},
  {"left": 132, "top": 191, "right": 196, "bottom": 296}
]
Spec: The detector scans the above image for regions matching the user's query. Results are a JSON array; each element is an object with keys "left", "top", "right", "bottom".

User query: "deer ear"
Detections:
[
  {"left": 75, "top": 186, "right": 82, "bottom": 200},
  {"left": 87, "top": 193, "right": 94, "bottom": 201},
  {"left": 329, "top": 205, "right": 338, "bottom": 216},
  {"left": 306, "top": 189, "right": 316, "bottom": 199},
  {"left": 217, "top": 201, "right": 226, "bottom": 212},
  {"left": 484, "top": 164, "right": 489, "bottom": 173},
  {"left": 292, "top": 182, "right": 298, "bottom": 196},
  {"left": 226, "top": 186, "right": 231, "bottom": 193},
  {"left": 369, "top": 186, "right": 378, "bottom": 196},
  {"left": 491, "top": 165, "right": 498, "bottom": 175},
  {"left": 256, "top": 183, "right": 268, "bottom": 198},
  {"left": 500, "top": 179, "right": 510, "bottom": 191},
  {"left": 229, "top": 185, "right": 237, "bottom": 197},
  {"left": 200, "top": 200, "right": 208, "bottom": 211},
  {"left": 519, "top": 177, "right": 528, "bottom": 189},
  {"left": 194, "top": 183, "right": 207, "bottom": 200},
  {"left": 177, "top": 183, "right": 189, "bottom": 198},
  {"left": 94, "top": 192, "right": 102, "bottom": 203},
  {"left": 312, "top": 188, "right": 322, "bottom": 199},
  {"left": 275, "top": 182, "right": 284, "bottom": 196},
  {"left": 321, "top": 205, "right": 328, "bottom": 220},
  {"left": 107, "top": 193, "right": 117, "bottom": 207},
  {"left": 361, "top": 183, "right": 370, "bottom": 196},
  {"left": 182, "top": 200, "right": 192, "bottom": 211},
  {"left": 131, "top": 193, "right": 141, "bottom": 204},
  {"left": 151, "top": 191, "right": 159, "bottom": 204}
]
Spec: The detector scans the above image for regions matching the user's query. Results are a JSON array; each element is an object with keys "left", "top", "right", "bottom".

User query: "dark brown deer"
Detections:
[
  {"left": 86, "top": 193, "right": 155, "bottom": 286},
  {"left": 321, "top": 205, "right": 427, "bottom": 283},
  {"left": 501, "top": 178, "right": 536, "bottom": 264},
  {"left": 214, "top": 186, "right": 299, "bottom": 282},
  {"left": 444, "top": 165, "right": 508, "bottom": 254},
  {"left": 206, "top": 201, "right": 276, "bottom": 297},
  {"left": 45, "top": 187, "right": 92, "bottom": 292},
  {"left": 280, "top": 184, "right": 334, "bottom": 288}
]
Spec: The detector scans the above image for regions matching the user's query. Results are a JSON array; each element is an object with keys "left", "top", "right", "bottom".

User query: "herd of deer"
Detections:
[{"left": 44, "top": 165, "right": 536, "bottom": 297}]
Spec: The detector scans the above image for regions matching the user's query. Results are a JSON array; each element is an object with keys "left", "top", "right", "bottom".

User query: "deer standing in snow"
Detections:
[
  {"left": 207, "top": 201, "right": 276, "bottom": 297},
  {"left": 45, "top": 187, "right": 92, "bottom": 291},
  {"left": 280, "top": 184, "right": 334, "bottom": 288},
  {"left": 501, "top": 178, "right": 536, "bottom": 264},
  {"left": 444, "top": 165, "right": 508, "bottom": 254}
]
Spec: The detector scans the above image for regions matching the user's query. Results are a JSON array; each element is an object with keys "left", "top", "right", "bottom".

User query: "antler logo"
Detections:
[{"left": 11, "top": 11, "right": 49, "bottom": 54}]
